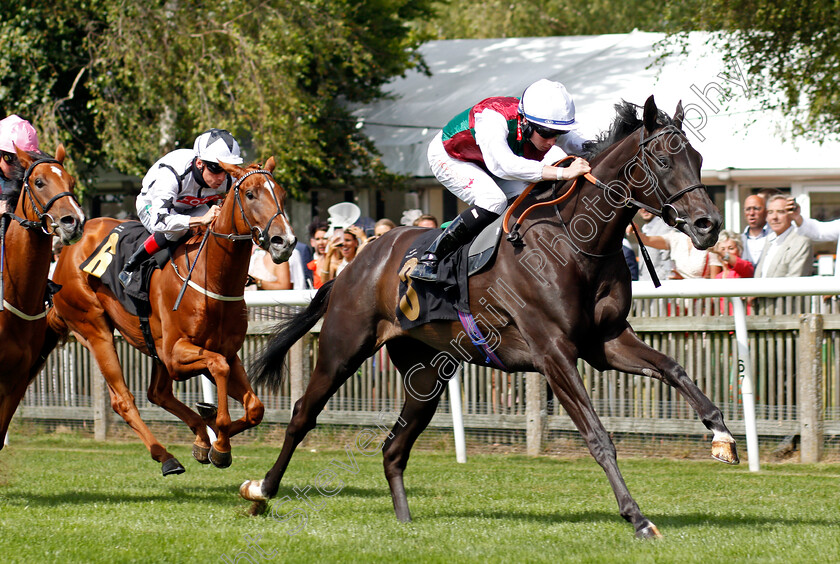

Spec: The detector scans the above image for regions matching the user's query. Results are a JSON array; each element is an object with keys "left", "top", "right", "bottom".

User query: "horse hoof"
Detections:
[
  {"left": 240, "top": 479, "right": 267, "bottom": 501},
  {"left": 192, "top": 443, "right": 211, "bottom": 464},
  {"left": 248, "top": 500, "right": 268, "bottom": 516},
  {"left": 635, "top": 522, "right": 662, "bottom": 539},
  {"left": 162, "top": 457, "right": 186, "bottom": 476},
  {"left": 196, "top": 402, "right": 217, "bottom": 421},
  {"left": 209, "top": 446, "right": 232, "bottom": 468},
  {"left": 712, "top": 440, "right": 740, "bottom": 465}
]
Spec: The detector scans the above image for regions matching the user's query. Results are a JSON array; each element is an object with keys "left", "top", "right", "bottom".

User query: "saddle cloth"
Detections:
[
  {"left": 395, "top": 214, "right": 504, "bottom": 330},
  {"left": 78, "top": 221, "right": 168, "bottom": 316}
]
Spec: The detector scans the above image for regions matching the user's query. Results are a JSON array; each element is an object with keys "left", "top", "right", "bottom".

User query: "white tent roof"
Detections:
[{"left": 352, "top": 31, "right": 840, "bottom": 179}]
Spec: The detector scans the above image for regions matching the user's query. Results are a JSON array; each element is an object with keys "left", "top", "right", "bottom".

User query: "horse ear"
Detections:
[
  {"left": 14, "top": 144, "right": 33, "bottom": 168},
  {"left": 55, "top": 143, "right": 66, "bottom": 163},
  {"left": 643, "top": 95, "right": 658, "bottom": 133},
  {"left": 673, "top": 101, "right": 685, "bottom": 131},
  {"left": 264, "top": 156, "right": 276, "bottom": 172},
  {"left": 219, "top": 161, "right": 242, "bottom": 177}
]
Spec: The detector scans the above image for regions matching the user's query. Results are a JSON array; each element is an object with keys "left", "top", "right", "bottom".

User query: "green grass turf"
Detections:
[{"left": 1, "top": 433, "right": 839, "bottom": 563}]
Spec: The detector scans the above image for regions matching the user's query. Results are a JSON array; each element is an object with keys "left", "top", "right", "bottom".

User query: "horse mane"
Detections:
[
  {"left": 4, "top": 149, "right": 49, "bottom": 181},
  {"left": 582, "top": 100, "right": 675, "bottom": 159}
]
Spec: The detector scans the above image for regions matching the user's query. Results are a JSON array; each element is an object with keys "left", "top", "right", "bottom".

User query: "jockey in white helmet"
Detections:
[
  {"left": 119, "top": 128, "right": 243, "bottom": 287},
  {"left": 411, "top": 79, "right": 591, "bottom": 282}
]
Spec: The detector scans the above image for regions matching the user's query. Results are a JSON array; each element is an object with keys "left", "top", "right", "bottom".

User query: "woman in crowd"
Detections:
[{"left": 711, "top": 230, "right": 754, "bottom": 279}]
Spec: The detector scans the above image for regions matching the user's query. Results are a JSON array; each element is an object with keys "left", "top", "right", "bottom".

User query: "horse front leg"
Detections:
[
  {"left": 169, "top": 339, "right": 233, "bottom": 468},
  {"left": 537, "top": 338, "right": 661, "bottom": 539},
  {"left": 0, "top": 368, "right": 30, "bottom": 448},
  {"left": 224, "top": 355, "right": 264, "bottom": 437},
  {"left": 599, "top": 325, "right": 739, "bottom": 465}
]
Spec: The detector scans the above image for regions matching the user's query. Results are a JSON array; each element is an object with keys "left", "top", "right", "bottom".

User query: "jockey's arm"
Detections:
[
  {"left": 474, "top": 110, "right": 545, "bottom": 182},
  {"left": 475, "top": 109, "right": 589, "bottom": 183}
]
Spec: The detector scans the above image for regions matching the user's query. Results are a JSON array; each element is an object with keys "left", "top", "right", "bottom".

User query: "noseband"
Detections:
[
  {"left": 209, "top": 169, "right": 287, "bottom": 248},
  {"left": 18, "top": 158, "right": 81, "bottom": 235}
]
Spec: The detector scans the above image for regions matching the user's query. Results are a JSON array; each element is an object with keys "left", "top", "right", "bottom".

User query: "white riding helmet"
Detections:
[
  {"left": 193, "top": 128, "right": 243, "bottom": 165},
  {"left": 0, "top": 114, "right": 40, "bottom": 153},
  {"left": 518, "top": 79, "right": 578, "bottom": 130}
]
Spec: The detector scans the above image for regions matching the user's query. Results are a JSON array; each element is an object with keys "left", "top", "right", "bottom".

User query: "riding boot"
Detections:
[
  {"left": 118, "top": 232, "right": 168, "bottom": 288},
  {"left": 409, "top": 206, "right": 499, "bottom": 283}
]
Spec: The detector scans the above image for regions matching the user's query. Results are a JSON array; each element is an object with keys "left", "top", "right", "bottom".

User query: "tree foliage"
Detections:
[
  {"left": 0, "top": 1, "right": 435, "bottom": 197},
  {"left": 662, "top": 0, "right": 840, "bottom": 141},
  {"left": 412, "top": 0, "right": 696, "bottom": 39}
]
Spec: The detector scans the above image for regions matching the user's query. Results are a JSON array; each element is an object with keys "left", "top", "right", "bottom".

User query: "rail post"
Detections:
[
  {"left": 92, "top": 363, "right": 109, "bottom": 441},
  {"left": 798, "top": 314, "right": 824, "bottom": 463},
  {"left": 526, "top": 372, "right": 546, "bottom": 456},
  {"left": 289, "top": 334, "right": 310, "bottom": 405}
]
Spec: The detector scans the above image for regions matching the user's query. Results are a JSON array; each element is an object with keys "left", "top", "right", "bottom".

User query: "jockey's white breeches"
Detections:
[{"left": 427, "top": 131, "right": 528, "bottom": 215}]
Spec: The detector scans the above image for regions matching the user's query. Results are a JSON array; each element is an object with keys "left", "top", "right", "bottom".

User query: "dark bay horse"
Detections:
[
  {"left": 45, "top": 158, "right": 295, "bottom": 474},
  {"left": 0, "top": 145, "right": 85, "bottom": 446},
  {"left": 240, "top": 97, "right": 739, "bottom": 538}
]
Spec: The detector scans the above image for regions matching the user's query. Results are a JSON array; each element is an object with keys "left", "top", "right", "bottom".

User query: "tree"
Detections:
[
  {"left": 662, "top": 0, "right": 840, "bottom": 142},
  {"left": 413, "top": 0, "right": 696, "bottom": 39},
  {"left": 0, "top": 1, "right": 435, "bottom": 198},
  {"left": 0, "top": 2, "right": 104, "bottom": 184}
]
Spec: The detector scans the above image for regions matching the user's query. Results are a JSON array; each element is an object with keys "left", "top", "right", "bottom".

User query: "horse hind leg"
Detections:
[
  {"left": 240, "top": 321, "right": 378, "bottom": 506},
  {"left": 146, "top": 363, "right": 212, "bottom": 465},
  {"left": 380, "top": 338, "right": 448, "bottom": 523},
  {"left": 600, "top": 327, "right": 739, "bottom": 465},
  {"left": 87, "top": 334, "right": 183, "bottom": 475}
]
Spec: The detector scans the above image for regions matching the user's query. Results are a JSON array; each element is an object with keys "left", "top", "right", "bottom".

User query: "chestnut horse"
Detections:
[
  {"left": 0, "top": 145, "right": 85, "bottom": 446},
  {"left": 45, "top": 158, "right": 295, "bottom": 475},
  {"left": 240, "top": 97, "right": 741, "bottom": 538}
]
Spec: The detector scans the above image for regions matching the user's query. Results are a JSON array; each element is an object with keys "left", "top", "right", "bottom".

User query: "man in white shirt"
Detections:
[
  {"left": 637, "top": 209, "right": 673, "bottom": 282},
  {"left": 786, "top": 196, "right": 840, "bottom": 276},
  {"left": 755, "top": 195, "right": 813, "bottom": 277},
  {"left": 741, "top": 194, "right": 771, "bottom": 267}
]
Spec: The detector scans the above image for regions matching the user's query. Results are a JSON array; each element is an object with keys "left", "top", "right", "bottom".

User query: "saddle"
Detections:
[
  {"left": 396, "top": 214, "right": 505, "bottom": 331},
  {"left": 79, "top": 221, "right": 175, "bottom": 316}
]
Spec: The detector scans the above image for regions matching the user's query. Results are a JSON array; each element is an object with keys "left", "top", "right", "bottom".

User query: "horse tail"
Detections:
[
  {"left": 249, "top": 279, "right": 335, "bottom": 391},
  {"left": 30, "top": 308, "right": 70, "bottom": 381}
]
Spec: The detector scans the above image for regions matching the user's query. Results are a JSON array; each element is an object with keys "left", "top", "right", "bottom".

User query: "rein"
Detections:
[
  {"left": 503, "top": 126, "right": 706, "bottom": 246},
  {"left": 172, "top": 168, "right": 282, "bottom": 309}
]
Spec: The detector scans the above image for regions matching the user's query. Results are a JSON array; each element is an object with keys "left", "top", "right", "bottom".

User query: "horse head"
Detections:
[
  {"left": 620, "top": 96, "right": 722, "bottom": 249},
  {"left": 221, "top": 157, "right": 296, "bottom": 263},
  {"left": 636, "top": 96, "right": 722, "bottom": 248},
  {"left": 14, "top": 144, "right": 86, "bottom": 245}
]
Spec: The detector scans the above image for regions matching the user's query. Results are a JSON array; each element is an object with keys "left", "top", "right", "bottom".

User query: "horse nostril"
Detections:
[
  {"left": 694, "top": 217, "right": 713, "bottom": 232},
  {"left": 270, "top": 235, "right": 294, "bottom": 248}
]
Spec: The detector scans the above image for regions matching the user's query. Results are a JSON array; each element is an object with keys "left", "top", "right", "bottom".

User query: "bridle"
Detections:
[
  {"left": 172, "top": 167, "right": 288, "bottom": 310},
  {"left": 12, "top": 157, "right": 81, "bottom": 235},
  {"left": 208, "top": 168, "right": 286, "bottom": 248},
  {"left": 504, "top": 124, "right": 707, "bottom": 244},
  {"left": 593, "top": 125, "right": 706, "bottom": 228}
]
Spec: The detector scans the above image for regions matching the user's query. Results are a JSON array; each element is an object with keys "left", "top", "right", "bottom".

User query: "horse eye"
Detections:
[
  {"left": 245, "top": 191, "right": 255, "bottom": 200},
  {"left": 656, "top": 155, "right": 669, "bottom": 168},
  {"left": 34, "top": 178, "right": 45, "bottom": 188}
]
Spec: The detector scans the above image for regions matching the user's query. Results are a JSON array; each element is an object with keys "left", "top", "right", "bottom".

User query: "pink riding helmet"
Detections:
[{"left": 0, "top": 115, "right": 40, "bottom": 153}]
